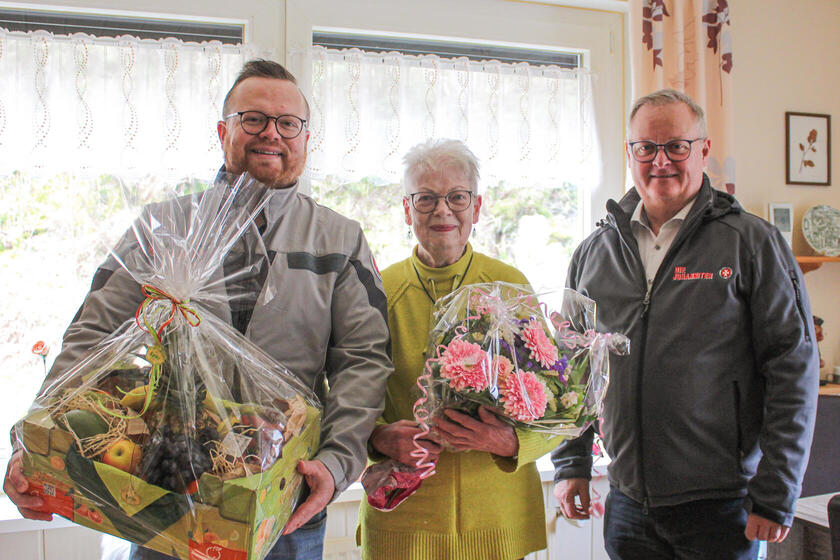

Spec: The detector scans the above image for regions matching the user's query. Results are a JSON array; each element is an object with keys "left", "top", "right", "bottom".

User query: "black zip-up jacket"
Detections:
[{"left": 551, "top": 175, "right": 819, "bottom": 525}]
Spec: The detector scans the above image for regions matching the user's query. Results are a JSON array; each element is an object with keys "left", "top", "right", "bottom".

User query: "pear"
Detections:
[
  {"left": 120, "top": 385, "right": 149, "bottom": 410},
  {"left": 59, "top": 409, "right": 109, "bottom": 440}
]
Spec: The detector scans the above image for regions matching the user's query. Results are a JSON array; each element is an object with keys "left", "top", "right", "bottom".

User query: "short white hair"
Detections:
[
  {"left": 628, "top": 89, "right": 707, "bottom": 138},
  {"left": 403, "top": 139, "right": 480, "bottom": 195}
]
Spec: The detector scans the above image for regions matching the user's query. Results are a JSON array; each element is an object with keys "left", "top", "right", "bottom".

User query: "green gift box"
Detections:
[{"left": 20, "top": 403, "right": 321, "bottom": 560}]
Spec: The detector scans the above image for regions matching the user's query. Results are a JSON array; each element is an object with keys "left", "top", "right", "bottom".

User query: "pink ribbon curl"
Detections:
[
  {"left": 556, "top": 320, "right": 598, "bottom": 350},
  {"left": 411, "top": 313, "right": 481, "bottom": 479}
]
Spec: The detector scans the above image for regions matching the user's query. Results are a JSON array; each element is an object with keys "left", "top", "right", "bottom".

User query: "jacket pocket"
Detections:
[{"left": 789, "top": 270, "right": 811, "bottom": 342}]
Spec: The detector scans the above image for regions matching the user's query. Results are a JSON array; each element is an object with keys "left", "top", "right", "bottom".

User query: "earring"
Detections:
[
  {"left": 471, "top": 226, "right": 476, "bottom": 237},
  {"left": 407, "top": 227, "right": 413, "bottom": 240}
]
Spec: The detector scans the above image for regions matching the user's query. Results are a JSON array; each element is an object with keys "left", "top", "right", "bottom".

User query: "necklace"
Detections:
[{"left": 411, "top": 253, "right": 474, "bottom": 304}]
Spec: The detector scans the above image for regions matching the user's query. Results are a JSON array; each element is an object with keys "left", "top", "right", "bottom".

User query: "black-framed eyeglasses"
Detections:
[
  {"left": 223, "top": 110, "right": 307, "bottom": 139},
  {"left": 407, "top": 190, "right": 474, "bottom": 214},
  {"left": 628, "top": 138, "right": 706, "bottom": 162}
]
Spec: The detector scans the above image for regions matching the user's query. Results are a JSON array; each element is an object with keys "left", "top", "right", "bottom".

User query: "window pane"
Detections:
[{"left": 0, "top": 173, "right": 206, "bottom": 480}]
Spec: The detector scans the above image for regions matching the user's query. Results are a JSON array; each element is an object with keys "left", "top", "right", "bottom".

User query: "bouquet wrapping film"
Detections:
[
  {"left": 363, "top": 282, "right": 628, "bottom": 511},
  {"left": 13, "top": 174, "right": 322, "bottom": 560},
  {"left": 418, "top": 283, "right": 628, "bottom": 435}
]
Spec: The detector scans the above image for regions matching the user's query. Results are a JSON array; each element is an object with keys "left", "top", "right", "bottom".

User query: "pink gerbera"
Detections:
[
  {"left": 500, "top": 370, "right": 549, "bottom": 422},
  {"left": 439, "top": 338, "right": 489, "bottom": 392},
  {"left": 520, "top": 318, "right": 559, "bottom": 368}
]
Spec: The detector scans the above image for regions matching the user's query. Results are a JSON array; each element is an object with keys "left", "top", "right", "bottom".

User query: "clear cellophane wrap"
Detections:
[
  {"left": 416, "top": 283, "right": 628, "bottom": 437},
  {"left": 13, "top": 174, "right": 322, "bottom": 560},
  {"left": 362, "top": 283, "right": 627, "bottom": 512}
]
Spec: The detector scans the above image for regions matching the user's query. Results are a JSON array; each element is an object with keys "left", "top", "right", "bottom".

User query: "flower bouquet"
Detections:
[
  {"left": 418, "top": 283, "right": 627, "bottom": 435},
  {"left": 14, "top": 174, "right": 322, "bottom": 560},
  {"left": 362, "top": 282, "right": 627, "bottom": 511}
]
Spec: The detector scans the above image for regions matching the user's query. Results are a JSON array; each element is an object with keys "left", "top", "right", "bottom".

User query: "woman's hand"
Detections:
[
  {"left": 370, "top": 420, "right": 443, "bottom": 466},
  {"left": 435, "top": 406, "right": 519, "bottom": 457}
]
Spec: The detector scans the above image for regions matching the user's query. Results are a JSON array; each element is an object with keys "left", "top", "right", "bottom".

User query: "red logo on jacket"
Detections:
[{"left": 672, "top": 266, "right": 714, "bottom": 281}]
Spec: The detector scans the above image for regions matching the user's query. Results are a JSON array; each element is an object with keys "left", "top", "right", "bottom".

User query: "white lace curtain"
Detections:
[
  {"left": 0, "top": 29, "right": 264, "bottom": 178},
  {"left": 306, "top": 46, "right": 600, "bottom": 189}
]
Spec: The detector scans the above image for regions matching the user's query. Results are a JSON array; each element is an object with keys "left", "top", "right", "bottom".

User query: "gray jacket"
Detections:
[
  {"left": 551, "top": 175, "right": 819, "bottom": 525},
  {"left": 32, "top": 182, "right": 392, "bottom": 498}
]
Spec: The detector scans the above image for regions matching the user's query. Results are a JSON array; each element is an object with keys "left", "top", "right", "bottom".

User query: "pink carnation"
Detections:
[
  {"left": 492, "top": 355, "right": 514, "bottom": 383},
  {"left": 500, "top": 370, "right": 548, "bottom": 422},
  {"left": 439, "top": 338, "right": 489, "bottom": 392},
  {"left": 521, "top": 318, "right": 559, "bottom": 368}
]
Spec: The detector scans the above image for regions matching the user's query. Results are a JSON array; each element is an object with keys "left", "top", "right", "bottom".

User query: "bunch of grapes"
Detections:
[
  {"left": 195, "top": 426, "right": 220, "bottom": 449},
  {"left": 139, "top": 425, "right": 213, "bottom": 492}
]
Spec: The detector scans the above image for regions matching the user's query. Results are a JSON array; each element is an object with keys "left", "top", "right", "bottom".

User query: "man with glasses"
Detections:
[
  {"left": 4, "top": 59, "right": 392, "bottom": 560},
  {"left": 552, "top": 89, "right": 818, "bottom": 559},
  {"left": 210, "top": 60, "right": 391, "bottom": 558}
]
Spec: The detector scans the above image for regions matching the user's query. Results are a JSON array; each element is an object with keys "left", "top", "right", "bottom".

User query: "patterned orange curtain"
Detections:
[{"left": 629, "top": 0, "right": 735, "bottom": 194}]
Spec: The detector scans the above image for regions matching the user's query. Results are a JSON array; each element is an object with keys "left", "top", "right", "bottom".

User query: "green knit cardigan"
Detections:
[{"left": 357, "top": 245, "right": 565, "bottom": 560}]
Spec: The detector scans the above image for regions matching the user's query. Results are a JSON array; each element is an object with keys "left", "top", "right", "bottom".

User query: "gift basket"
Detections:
[
  {"left": 363, "top": 282, "right": 627, "bottom": 511},
  {"left": 14, "top": 174, "right": 322, "bottom": 560}
]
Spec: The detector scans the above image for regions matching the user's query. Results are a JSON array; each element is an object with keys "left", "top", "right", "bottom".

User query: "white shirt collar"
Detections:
[{"left": 630, "top": 197, "right": 694, "bottom": 232}]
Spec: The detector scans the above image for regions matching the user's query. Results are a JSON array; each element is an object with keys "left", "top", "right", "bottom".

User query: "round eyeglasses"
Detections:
[
  {"left": 628, "top": 138, "right": 706, "bottom": 162},
  {"left": 224, "top": 110, "right": 307, "bottom": 139},
  {"left": 407, "top": 190, "right": 474, "bottom": 214}
]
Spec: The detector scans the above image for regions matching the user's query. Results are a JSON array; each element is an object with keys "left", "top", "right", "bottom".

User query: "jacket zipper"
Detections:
[
  {"left": 605, "top": 212, "right": 652, "bottom": 508},
  {"left": 605, "top": 193, "right": 714, "bottom": 509},
  {"left": 789, "top": 272, "right": 812, "bottom": 342}
]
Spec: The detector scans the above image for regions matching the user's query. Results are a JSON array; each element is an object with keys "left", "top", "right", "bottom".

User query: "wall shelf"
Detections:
[{"left": 796, "top": 256, "right": 840, "bottom": 273}]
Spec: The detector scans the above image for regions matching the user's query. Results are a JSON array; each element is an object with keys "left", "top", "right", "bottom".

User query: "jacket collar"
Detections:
[
  {"left": 606, "top": 173, "right": 740, "bottom": 229},
  {"left": 215, "top": 165, "right": 299, "bottom": 223}
]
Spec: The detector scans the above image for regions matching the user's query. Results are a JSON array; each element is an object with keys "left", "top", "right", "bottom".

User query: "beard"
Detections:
[
  {"left": 248, "top": 158, "right": 305, "bottom": 189},
  {"left": 225, "top": 148, "right": 306, "bottom": 190}
]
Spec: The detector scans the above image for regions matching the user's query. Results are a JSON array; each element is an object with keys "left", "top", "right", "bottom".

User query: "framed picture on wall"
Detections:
[
  {"left": 786, "top": 112, "right": 831, "bottom": 185},
  {"left": 768, "top": 203, "right": 794, "bottom": 246}
]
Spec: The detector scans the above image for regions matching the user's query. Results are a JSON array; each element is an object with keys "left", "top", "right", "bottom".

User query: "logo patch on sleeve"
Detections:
[{"left": 719, "top": 267, "right": 733, "bottom": 279}]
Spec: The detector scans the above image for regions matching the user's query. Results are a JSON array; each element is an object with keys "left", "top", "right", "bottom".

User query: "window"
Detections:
[
  {"left": 0, "top": 0, "right": 627, "bottom": 490},
  {"left": 0, "top": 21, "right": 259, "bottom": 482},
  {"left": 306, "top": 39, "right": 598, "bottom": 288}
]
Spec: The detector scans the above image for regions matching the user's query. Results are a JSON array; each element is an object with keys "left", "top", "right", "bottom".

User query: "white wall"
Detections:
[{"left": 731, "top": 0, "right": 840, "bottom": 378}]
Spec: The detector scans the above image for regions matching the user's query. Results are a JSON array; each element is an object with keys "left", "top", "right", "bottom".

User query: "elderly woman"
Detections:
[{"left": 358, "top": 139, "right": 563, "bottom": 560}]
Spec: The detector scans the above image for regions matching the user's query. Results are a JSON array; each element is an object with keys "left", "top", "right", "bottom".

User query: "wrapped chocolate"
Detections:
[{"left": 14, "top": 174, "right": 322, "bottom": 560}]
